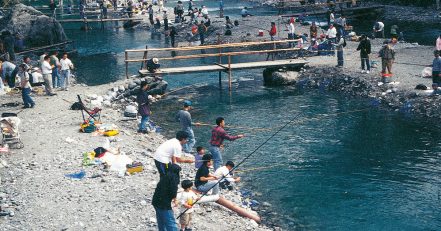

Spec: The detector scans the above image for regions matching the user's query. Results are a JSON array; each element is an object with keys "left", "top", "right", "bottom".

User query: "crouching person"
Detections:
[
  {"left": 195, "top": 154, "right": 219, "bottom": 195},
  {"left": 214, "top": 160, "right": 240, "bottom": 190}
]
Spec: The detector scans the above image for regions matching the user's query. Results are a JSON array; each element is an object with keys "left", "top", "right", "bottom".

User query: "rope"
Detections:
[{"left": 176, "top": 112, "right": 304, "bottom": 219}]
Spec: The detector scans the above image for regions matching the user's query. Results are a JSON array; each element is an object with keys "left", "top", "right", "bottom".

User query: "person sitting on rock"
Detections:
[
  {"left": 147, "top": 58, "right": 160, "bottom": 73},
  {"left": 195, "top": 154, "right": 219, "bottom": 195},
  {"left": 241, "top": 7, "right": 252, "bottom": 17},
  {"left": 214, "top": 161, "right": 241, "bottom": 191}
]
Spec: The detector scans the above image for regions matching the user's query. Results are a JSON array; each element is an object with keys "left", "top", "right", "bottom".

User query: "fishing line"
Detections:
[{"left": 176, "top": 112, "right": 304, "bottom": 219}]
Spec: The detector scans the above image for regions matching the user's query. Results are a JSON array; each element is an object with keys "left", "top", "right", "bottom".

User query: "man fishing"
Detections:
[
  {"left": 209, "top": 117, "right": 244, "bottom": 170},
  {"left": 176, "top": 100, "right": 201, "bottom": 153}
]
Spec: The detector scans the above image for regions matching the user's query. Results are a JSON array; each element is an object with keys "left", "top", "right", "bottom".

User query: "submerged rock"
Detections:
[{"left": 263, "top": 69, "right": 299, "bottom": 86}]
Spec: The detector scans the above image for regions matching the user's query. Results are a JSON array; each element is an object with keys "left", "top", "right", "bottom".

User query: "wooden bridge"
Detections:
[{"left": 124, "top": 40, "right": 308, "bottom": 91}]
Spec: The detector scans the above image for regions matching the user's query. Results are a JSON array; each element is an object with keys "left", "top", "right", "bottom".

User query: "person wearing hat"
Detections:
[
  {"left": 147, "top": 58, "right": 160, "bottom": 73},
  {"left": 176, "top": 100, "right": 201, "bottom": 153},
  {"left": 195, "top": 154, "right": 219, "bottom": 195},
  {"left": 378, "top": 40, "right": 395, "bottom": 83}
]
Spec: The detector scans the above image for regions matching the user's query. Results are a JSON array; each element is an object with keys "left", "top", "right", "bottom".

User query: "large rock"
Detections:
[
  {"left": 0, "top": 4, "right": 67, "bottom": 47},
  {"left": 263, "top": 69, "right": 299, "bottom": 86}
]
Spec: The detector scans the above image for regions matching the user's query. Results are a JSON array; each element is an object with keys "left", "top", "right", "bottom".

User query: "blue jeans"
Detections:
[
  {"left": 361, "top": 56, "right": 370, "bottom": 71},
  {"left": 154, "top": 207, "right": 178, "bottom": 231},
  {"left": 209, "top": 145, "right": 222, "bottom": 170},
  {"left": 60, "top": 69, "right": 70, "bottom": 89},
  {"left": 21, "top": 88, "right": 35, "bottom": 107},
  {"left": 138, "top": 115, "right": 149, "bottom": 131},
  {"left": 197, "top": 181, "right": 219, "bottom": 195},
  {"left": 183, "top": 127, "right": 195, "bottom": 153},
  {"left": 337, "top": 50, "right": 344, "bottom": 66},
  {"left": 52, "top": 68, "right": 61, "bottom": 88}
]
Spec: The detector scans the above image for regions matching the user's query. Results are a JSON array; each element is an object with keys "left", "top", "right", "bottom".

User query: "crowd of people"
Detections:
[{"left": 0, "top": 50, "right": 74, "bottom": 108}]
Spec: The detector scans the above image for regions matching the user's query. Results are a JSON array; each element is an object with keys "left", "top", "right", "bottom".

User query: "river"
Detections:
[{"left": 48, "top": 0, "right": 441, "bottom": 230}]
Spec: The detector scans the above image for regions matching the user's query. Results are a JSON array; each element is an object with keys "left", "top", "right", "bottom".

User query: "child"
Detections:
[
  {"left": 194, "top": 146, "right": 205, "bottom": 169},
  {"left": 177, "top": 180, "right": 198, "bottom": 231},
  {"left": 18, "top": 64, "right": 35, "bottom": 108}
]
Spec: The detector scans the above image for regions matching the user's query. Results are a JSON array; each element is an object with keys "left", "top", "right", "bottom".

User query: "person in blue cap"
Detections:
[{"left": 176, "top": 100, "right": 201, "bottom": 153}]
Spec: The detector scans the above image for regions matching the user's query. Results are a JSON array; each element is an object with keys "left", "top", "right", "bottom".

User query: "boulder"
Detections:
[
  {"left": 263, "top": 70, "right": 299, "bottom": 86},
  {"left": 0, "top": 4, "right": 67, "bottom": 47}
]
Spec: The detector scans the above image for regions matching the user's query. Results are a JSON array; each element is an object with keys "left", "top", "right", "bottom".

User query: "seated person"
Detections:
[
  {"left": 147, "top": 58, "right": 160, "bottom": 73},
  {"left": 214, "top": 161, "right": 240, "bottom": 190},
  {"left": 195, "top": 154, "right": 219, "bottom": 195},
  {"left": 225, "top": 16, "right": 234, "bottom": 29},
  {"left": 241, "top": 7, "right": 252, "bottom": 17}
]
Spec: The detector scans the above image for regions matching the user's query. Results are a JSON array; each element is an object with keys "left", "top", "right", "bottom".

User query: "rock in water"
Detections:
[
  {"left": 263, "top": 70, "right": 299, "bottom": 86},
  {"left": 0, "top": 4, "right": 67, "bottom": 47}
]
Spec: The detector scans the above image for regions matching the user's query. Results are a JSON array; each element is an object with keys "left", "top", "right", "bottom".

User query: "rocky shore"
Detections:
[{"left": 0, "top": 80, "right": 271, "bottom": 231}]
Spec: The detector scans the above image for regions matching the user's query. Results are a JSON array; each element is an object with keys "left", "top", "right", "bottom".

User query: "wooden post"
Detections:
[
  {"left": 228, "top": 55, "right": 232, "bottom": 91},
  {"left": 141, "top": 45, "right": 148, "bottom": 70},
  {"left": 125, "top": 51, "right": 129, "bottom": 79},
  {"left": 218, "top": 34, "right": 222, "bottom": 89}
]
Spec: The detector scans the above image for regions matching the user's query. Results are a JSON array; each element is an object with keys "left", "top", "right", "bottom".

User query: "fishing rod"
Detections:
[{"left": 176, "top": 112, "right": 304, "bottom": 219}]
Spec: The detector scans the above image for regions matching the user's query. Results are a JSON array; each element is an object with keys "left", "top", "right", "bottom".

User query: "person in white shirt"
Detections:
[
  {"left": 326, "top": 24, "right": 337, "bottom": 42},
  {"left": 201, "top": 5, "right": 208, "bottom": 17},
  {"left": 153, "top": 131, "right": 193, "bottom": 176},
  {"left": 59, "top": 53, "right": 74, "bottom": 91},
  {"left": 373, "top": 21, "right": 385, "bottom": 39},
  {"left": 177, "top": 180, "right": 198, "bottom": 231},
  {"left": 41, "top": 55, "right": 56, "bottom": 96},
  {"left": 17, "top": 64, "right": 35, "bottom": 108},
  {"left": 214, "top": 161, "right": 241, "bottom": 190}
]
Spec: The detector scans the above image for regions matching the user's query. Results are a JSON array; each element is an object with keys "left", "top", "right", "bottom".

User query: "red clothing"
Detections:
[
  {"left": 209, "top": 126, "right": 239, "bottom": 146},
  {"left": 269, "top": 26, "right": 277, "bottom": 36}
]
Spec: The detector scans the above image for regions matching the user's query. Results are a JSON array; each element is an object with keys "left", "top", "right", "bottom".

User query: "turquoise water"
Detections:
[
  {"left": 155, "top": 81, "right": 441, "bottom": 230},
  {"left": 54, "top": 1, "right": 441, "bottom": 230}
]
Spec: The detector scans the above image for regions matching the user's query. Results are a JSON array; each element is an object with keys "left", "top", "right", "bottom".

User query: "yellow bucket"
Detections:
[{"left": 103, "top": 129, "right": 119, "bottom": 137}]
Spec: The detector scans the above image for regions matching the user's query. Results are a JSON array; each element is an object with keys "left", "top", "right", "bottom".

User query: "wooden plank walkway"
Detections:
[
  {"left": 280, "top": 5, "right": 383, "bottom": 17},
  {"left": 138, "top": 59, "right": 308, "bottom": 76}
]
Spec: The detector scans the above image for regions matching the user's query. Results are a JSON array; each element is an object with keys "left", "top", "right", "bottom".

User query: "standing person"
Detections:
[
  {"left": 41, "top": 55, "right": 56, "bottom": 96},
  {"left": 158, "top": 0, "right": 164, "bottom": 13},
  {"left": 219, "top": 0, "right": 224, "bottom": 18},
  {"left": 373, "top": 21, "right": 385, "bottom": 39},
  {"left": 163, "top": 11, "right": 169, "bottom": 31},
  {"left": 335, "top": 15, "right": 346, "bottom": 36},
  {"left": 310, "top": 21, "right": 318, "bottom": 39},
  {"left": 209, "top": 117, "right": 244, "bottom": 170},
  {"left": 137, "top": 81, "right": 151, "bottom": 133},
  {"left": 148, "top": 5, "right": 155, "bottom": 26},
  {"left": 201, "top": 5, "right": 208, "bottom": 17},
  {"left": 195, "top": 154, "right": 219, "bottom": 195},
  {"left": 113, "top": 0, "right": 118, "bottom": 10},
  {"left": 269, "top": 22, "right": 277, "bottom": 41},
  {"left": 390, "top": 25, "right": 399, "bottom": 40},
  {"left": 50, "top": 51, "right": 61, "bottom": 89},
  {"left": 432, "top": 50, "right": 441, "bottom": 84},
  {"left": 436, "top": 34, "right": 441, "bottom": 52},
  {"left": 39, "top": 51, "right": 48, "bottom": 67},
  {"left": 2, "top": 31, "right": 15, "bottom": 61},
  {"left": 287, "top": 17, "right": 295, "bottom": 47},
  {"left": 170, "top": 26, "right": 177, "bottom": 47},
  {"left": 153, "top": 131, "right": 193, "bottom": 176},
  {"left": 214, "top": 161, "right": 241, "bottom": 190},
  {"left": 335, "top": 33, "right": 345, "bottom": 67},
  {"left": 176, "top": 1, "right": 184, "bottom": 20},
  {"left": 59, "top": 53, "right": 73, "bottom": 91},
  {"left": 188, "top": 0, "right": 194, "bottom": 11},
  {"left": 177, "top": 180, "right": 198, "bottom": 231},
  {"left": 356, "top": 34, "right": 371, "bottom": 73},
  {"left": 18, "top": 64, "right": 35, "bottom": 109},
  {"left": 1, "top": 59, "right": 18, "bottom": 88},
  {"left": 49, "top": 0, "right": 56, "bottom": 18},
  {"left": 378, "top": 40, "right": 395, "bottom": 83},
  {"left": 198, "top": 21, "right": 207, "bottom": 45},
  {"left": 176, "top": 100, "right": 201, "bottom": 153},
  {"left": 152, "top": 163, "right": 181, "bottom": 231}
]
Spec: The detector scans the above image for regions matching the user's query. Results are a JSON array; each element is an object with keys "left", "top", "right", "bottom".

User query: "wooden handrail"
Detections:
[
  {"left": 16, "top": 40, "right": 74, "bottom": 55},
  {"left": 125, "top": 47, "right": 301, "bottom": 62},
  {"left": 125, "top": 40, "right": 301, "bottom": 52}
]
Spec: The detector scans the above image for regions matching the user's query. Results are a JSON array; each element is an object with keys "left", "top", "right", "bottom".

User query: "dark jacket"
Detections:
[
  {"left": 356, "top": 39, "right": 371, "bottom": 57},
  {"left": 152, "top": 164, "right": 181, "bottom": 210},
  {"left": 136, "top": 90, "right": 150, "bottom": 116}
]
